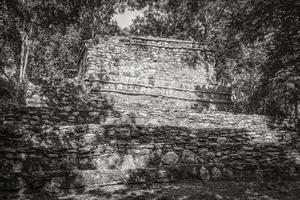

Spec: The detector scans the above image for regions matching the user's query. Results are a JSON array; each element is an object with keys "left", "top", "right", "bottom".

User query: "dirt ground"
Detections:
[
  {"left": 2, "top": 180, "right": 299, "bottom": 200},
  {"left": 56, "top": 180, "right": 300, "bottom": 200}
]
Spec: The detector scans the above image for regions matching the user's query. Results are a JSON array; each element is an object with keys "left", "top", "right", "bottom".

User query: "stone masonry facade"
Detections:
[
  {"left": 85, "top": 36, "right": 232, "bottom": 112},
  {"left": 0, "top": 36, "right": 299, "bottom": 198}
]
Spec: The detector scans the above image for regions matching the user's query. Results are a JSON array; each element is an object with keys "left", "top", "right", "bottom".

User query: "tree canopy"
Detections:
[
  {"left": 128, "top": 0, "right": 299, "bottom": 128},
  {"left": 0, "top": 0, "right": 299, "bottom": 128},
  {"left": 0, "top": 0, "right": 125, "bottom": 102}
]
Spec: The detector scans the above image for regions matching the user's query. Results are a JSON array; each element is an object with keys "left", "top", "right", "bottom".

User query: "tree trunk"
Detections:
[
  {"left": 19, "top": 32, "right": 32, "bottom": 84},
  {"left": 19, "top": 13, "right": 35, "bottom": 84},
  {"left": 295, "top": 94, "right": 299, "bottom": 133},
  {"left": 19, "top": 35, "right": 26, "bottom": 83},
  {"left": 22, "top": 38, "right": 31, "bottom": 81}
]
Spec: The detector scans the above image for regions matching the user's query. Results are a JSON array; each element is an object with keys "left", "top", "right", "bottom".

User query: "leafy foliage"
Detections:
[
  {"left": 28, "top": 26, "right": 82, "bottom": 80},
  {"left": 1, "top": 0, "right": 299, "bottom": 128},
  {"left": 128, "top": 0, "right": 299, "bottom": 128},
  {"left": 231, "top": 0, "right": 299, "bottom": 127},
  {"left": 0, "top": 0, "right": 125, "bottom": 103}
]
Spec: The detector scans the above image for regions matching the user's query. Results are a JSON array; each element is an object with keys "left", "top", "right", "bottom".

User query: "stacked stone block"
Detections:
[
  {"left": 0, "top": 36, "right": 299, "bottom": 198},
  {"left": 86, "top": 36, "right": 232, "bottom": 113}
]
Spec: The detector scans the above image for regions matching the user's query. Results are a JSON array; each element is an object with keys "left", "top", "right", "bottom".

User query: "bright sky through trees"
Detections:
[{"left": 113, "top": 9, "right": 145, "bottom": 28}]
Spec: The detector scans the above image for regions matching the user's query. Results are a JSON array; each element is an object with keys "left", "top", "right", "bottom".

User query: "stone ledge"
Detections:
[
  {"left": 1, "top": 163, "right": 299, "bottom": 192},
  {"left": 90, "top": 80, "right": 232, "bottom": 95},
  {"left": 130, "top": 36, "right": 206, "bottom": 45},
  {"left": 92, "top": 89, "right": 232, "bottom": 104},
  {"left": 86, "top": 73, "right": 231, "bottom": 91},
  {"left": 122, "top": 42, "right": 212, "bottom": 52}
]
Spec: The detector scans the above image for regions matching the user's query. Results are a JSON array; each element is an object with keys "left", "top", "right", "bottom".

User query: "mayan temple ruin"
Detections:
[{"left": 0, "top": 36, "right": 299, "bottom": 199}]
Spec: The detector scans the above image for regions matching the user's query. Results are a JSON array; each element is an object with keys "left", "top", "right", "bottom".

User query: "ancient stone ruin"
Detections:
[{"left": 0, "top": 36, "right": 299, "bottom": 199}]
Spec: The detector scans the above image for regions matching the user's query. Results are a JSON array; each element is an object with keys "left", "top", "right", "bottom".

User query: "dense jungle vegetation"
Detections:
[{"left": 0, "top": 0, "right": 299, "bottom": 129}]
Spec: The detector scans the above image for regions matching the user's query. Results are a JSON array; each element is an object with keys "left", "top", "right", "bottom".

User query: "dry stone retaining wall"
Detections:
[
  {"left": 0, "top": 36, "right": 299, "bottom": 198},
  {"left": 0, "top": 107, "right": 299, "bottom": 195}
]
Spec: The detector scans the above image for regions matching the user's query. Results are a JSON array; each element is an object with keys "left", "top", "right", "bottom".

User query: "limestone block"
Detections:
[
  {"left": 182, "top": 149, "right": 196, "bottom": 164},
  {"left": 12, "top": 161, "right": 23, "bottom": 173},
  {"left": 134, "top": 155, "right": 150, "bottom": 168},
  {"left": 151, "top": 149, "right": 163, "bottom": 159},
  {"left": 161, "top": 152, "right": 179, "bottom": 165},
  {"left": 223, "top": 168, "right": 234, "bottom": 179},
  {"left": 200, "top": 166, "right": 210, "bottom": 180},
  {"left": 212, "top": 167, "right": 223, "bottom": 180},
  {"left": 96, "top": 153, "right": 122, "bottom": 170},
  {"left": 121, "top": 155, "right": 136, "bottom": 170}
]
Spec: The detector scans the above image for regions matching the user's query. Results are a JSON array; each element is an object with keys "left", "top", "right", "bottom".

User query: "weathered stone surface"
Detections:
[
  {"left": 0, "top": 36, "right": 299, "bottom": 198},
  {"left": 161, "top": 152, "right": 179, "bottom": 165},
  {"left": 79, "top": 158, "right": 93, "bottom": 170},
  {"left": 134, "top": 155, "right": 150, "bottom": 168},
  {"left": 152, "top": 149, "right": 163, "bottom": 158},
  {"left": 0, "top": 177, "right": 24, "bottom": 191},
  {"left": 86, "top": 36, "right": 232, "bottom": 113},
  {"left": 223, "top": 168, "right": 234, "bottom": 179},
  {"left": 96, "top": 154, "right": 122, "bottom": 170},
  {"left": 212, "top": 167, "right": 223, "bottom": 180},
  {"left": 200, "top": 167, "right": 210, "bottom": 180},
  {"left": 255, "top": 169, "right": 264, "bottom": 180},
  {"left": 182, "top": 149, "right": 196, "bottom": 164},
  {"left": 121, "top": 155, "right": 136, "bottom": 170},
  {"left": 12, "top": 161, "right": 23, "bottom": 173}
]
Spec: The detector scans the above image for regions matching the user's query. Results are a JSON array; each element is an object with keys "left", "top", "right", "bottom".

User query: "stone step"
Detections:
[
  {"left": 1, "top": 163, "right": 299, "bottom": 193},
  {"left": 0, "top": 105, "right": 279, "bottom": 131}
]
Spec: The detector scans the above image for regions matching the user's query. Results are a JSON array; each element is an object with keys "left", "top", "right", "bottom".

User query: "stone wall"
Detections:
[
  {"left": 86, "top": 36, "right": 232, "bottom": 112},
  {"left": 26, "top": 36, "right": 232, "bottom": 112},
  {"left": 0, "top": 36, "right": 299, "bottom": 199},
  {"left": 0, "top": 106, "right": 299, "bottom": 198}
]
